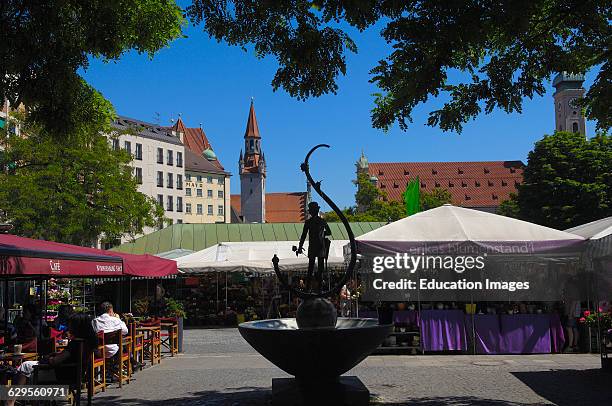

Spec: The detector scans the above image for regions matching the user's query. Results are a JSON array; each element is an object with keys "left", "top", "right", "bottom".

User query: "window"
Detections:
[
  {"left": 157, "top": 148, "right": 164, "bottom": 164},
  {"left": 186, "top": 188, "right": 192, "bottom": 196},
  {"left": 135, "top": 167, "right": 143, "bottom": 184},
  {"left": 157, "top": 194, "right": 163, "bottom": 206},
  {"left": 167, "top": 150, "right": 173, "bottom": 166},
  {"left": 157, "top": 171, "right": 163, "bottom": 187},
  {"left": 167, "top": 173, "right": 173, "bottom": 189},
  {"left": 186, "top": 203, "right": 192, "bottom": 214},
  {"left": 218, "top": 190, "right": 224, "bottom": 198},
  {"left": 166, "top": 196, "right": 173, "bottom": 211},
  {"left": 177, "top": 197, "right": 183, "bottom": 212},
  {"left": 186, "top": 174, "right": 191, "bottom": 181},
  {"left": 197, "top": 189, "right": 203, "bottom": 197},
  {"left": 207, "top": 176, "right": 213, "bottom": 184},
  {"left": 207, "top": 189, "right": 213, "bottom": 198},
  {"left": 177, "top": 219, "right": 183, "bottom": 224},
  {"left": 218, "top": 205, "right": 224, "bottom": 216},
  {"left": 196, "top": 204, "right": 203, "bottom": 215},
  {"left": 207, "top": 205, "right": 213, "bottom": 215},
  {"left": 572, "top": 122, "right": 579, "bottom": 133},
  {"left": 177, "top": 152, "right": 183, "bottom": 167},
  {"left": 197, "top": 175, "right": 202, "bottom": 182},
  {"left": 112, "top": 139, "right": 119, "bottom": 151},
  {"left": 124, "top": 141, "right": 132, "bottom": 155},
  {"left": 135, "top": 143, "right": 142, "bottom": 160},
  {"left": 218, "top": 177, "right": 223, "bottom": 184},
  {"left": 177, "top": 174, "right": 183, "bottom": 190}
]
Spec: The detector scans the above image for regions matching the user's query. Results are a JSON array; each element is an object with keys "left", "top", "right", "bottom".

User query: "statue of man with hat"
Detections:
[{"left": 296, "top": 201, "right": 332, "bottom": 291}]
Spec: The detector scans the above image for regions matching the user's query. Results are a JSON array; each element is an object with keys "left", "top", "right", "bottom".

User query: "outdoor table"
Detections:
[
  {"left": 358, "top": 310, "right": 378, "bottom": 319},
  {"left": 0, "top": 352, "right": 37, "bottom": 367},
  {"left": 136, "top": 326, "right": 161, "bottom": 365},
  {"left": 467, "top": 313, "right": 566, "bottom": 354},
  {"left": 420, "top": 310, "right": 468, "bottom": 351}
]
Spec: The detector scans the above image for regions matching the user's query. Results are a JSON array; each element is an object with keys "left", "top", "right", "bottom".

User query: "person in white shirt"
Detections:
[{"left": 92, "top": 302, "right": 128, "bottom": 358}]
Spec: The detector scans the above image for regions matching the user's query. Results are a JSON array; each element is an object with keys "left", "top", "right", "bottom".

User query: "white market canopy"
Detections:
[
  {"left": 176, "top": 240, "right": 349, "bottom": 274},
  {"left": 566, "top": 216, "right": 612, "bottom": 260},
  {"left": 355, "top": 204, "right": 585, "bottom": 255}
]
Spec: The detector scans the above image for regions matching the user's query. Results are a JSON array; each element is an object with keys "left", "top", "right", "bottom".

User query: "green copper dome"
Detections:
[{"left": 203, "top": 148, "right": 217, "bottom": 160}]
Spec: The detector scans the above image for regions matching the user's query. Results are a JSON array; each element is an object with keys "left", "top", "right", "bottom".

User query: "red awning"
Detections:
[{"left": 0, "top": 235, "right": 177, "bottom": 278}]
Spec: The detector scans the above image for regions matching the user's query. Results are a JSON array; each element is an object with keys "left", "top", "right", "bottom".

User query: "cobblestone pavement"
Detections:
[{"left": 95, "top": 329, "right": 612, "bottom": 406}]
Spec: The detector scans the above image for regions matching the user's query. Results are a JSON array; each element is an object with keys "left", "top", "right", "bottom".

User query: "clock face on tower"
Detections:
[{"left": 569, "top": 97, "right": 580, "bottom": 109}]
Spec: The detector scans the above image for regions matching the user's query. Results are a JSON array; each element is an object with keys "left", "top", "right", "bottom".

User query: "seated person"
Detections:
[
  {"left": 13, "top": 304, "right": 39, "bottom": 350},
  {"left": 54, "top": 304, "right": 74, "bottom": 333},
  {"left": 0, "top": 307, "right": 17, "bottom": 342},
  {"left": 7, "top": 313, "right": 98, "bottom": 406},
  {"left": 91, "top": 302, "right": 128, "bottom": 359}
]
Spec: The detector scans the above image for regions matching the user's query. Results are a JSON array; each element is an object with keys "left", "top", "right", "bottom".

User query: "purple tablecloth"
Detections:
[
  {"left": 420, "top": 310, "right": 468, "bottom": 351},
  {"left": 467, "top": 314, "right": 566, "bottom": 354},
  {"left": 394, "top": 310, "right": 419, "bottom": 326}
]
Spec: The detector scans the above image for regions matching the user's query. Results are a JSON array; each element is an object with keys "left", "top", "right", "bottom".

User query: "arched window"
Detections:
[{"left": 572, "top": 122, "right": 579, "bottom": 133}]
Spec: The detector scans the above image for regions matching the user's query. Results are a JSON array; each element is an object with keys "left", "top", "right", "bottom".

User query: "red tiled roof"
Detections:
[
  {"left": 368, "top": 161, "right": 524, "bottom": 208},
  {"left": 169, "top": 118, "right": 224, "bottom": 171},
  {"left": 244, "top": 101, "right": 261, "bottom": 139},
  {"left": 231, "top": 192, "right": 306, "bottom": 223}
]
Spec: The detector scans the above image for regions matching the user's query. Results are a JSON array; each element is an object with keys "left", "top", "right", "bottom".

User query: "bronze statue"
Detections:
[{"left": 297, "top": 201, "right": 331, "bottom": 291}]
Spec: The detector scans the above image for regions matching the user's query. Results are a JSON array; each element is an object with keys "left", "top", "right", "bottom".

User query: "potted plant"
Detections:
[
  {"left": 164, "top": 297, "right": 186, "bottom": 353},
  {"left": 579, "top": 309, "right": 612, "bottom": 370}
]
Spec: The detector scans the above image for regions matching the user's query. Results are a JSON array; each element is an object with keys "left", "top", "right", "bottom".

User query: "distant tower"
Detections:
[
  {"left": 355, "top": 151, "right": 377, "bottom": 213},
  {"left": 553, "top": 72, "right": 586, "bottom": 136},
  {"left": 239, "top": 100, "right": 266, "bottom": 223}
]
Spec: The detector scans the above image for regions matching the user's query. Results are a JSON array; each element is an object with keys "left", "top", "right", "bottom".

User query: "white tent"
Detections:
[
  {"left": 353, "top": 204, "right": 586, "bottom": 302},
  {"left": 356, "top": 204, "right": 584, "bottom": 248},
  {"left": 566, "top": 216, "right": 612, "bottom": 260},
  {"left": 155, "top": 248, "right": 194, "bottom": 260},
  {"left": 176, "top": 240, "right": 349, "bottom": 274}
]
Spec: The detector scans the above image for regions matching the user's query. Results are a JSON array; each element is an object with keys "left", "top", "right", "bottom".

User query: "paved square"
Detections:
[{"left": 96, "top": 329, "right": 612, "bottom": 405}]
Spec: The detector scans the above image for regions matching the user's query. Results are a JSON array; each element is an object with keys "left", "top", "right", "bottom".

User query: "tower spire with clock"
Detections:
[{"left": 552, "top": 72, "right": 586, "bottom": 137}]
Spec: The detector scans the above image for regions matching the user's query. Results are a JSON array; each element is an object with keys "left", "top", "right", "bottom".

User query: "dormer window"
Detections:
[
  {"left": 393, "top": 183, "right": 399, "bottom": 189},
  {"left": 461, "top": 181, "right": 467, "bottom": 187},
  {"left": 378, "top": 170, "right": 384, "bottom": 176},
  {"left": 488, "top": 180, "right": 494, "bottom": 187},
  {"left": 458, "top": 168, "right": 464, "bottom": 174},
  {"left": 432, "top": 169, "right": 437, "bottom": 175},
  {"left": 404, "top": 170, "right": 409, "bottom": 175},
  {"left": 475, "top": 181, "right": 480, "bottom": 187},
  {"left": 484, "top": 168, "right": 490, "bottom": 174},
  {"left": 501, "top": 180, "right": 508, "bottom": 186},
  {"left": 492, "top": 194, "right": 498, "bottom": 200},
  {"left": 435, "top": 181, "right": 440, "bottom": 187},
  {"left": 448, "top": 181, "right": 454, "bottom": 187}
]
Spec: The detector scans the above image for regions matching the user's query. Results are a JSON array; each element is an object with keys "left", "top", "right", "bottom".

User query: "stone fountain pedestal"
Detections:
[{"left": 272, "top": 376, "right": 369, "bottom": 406}]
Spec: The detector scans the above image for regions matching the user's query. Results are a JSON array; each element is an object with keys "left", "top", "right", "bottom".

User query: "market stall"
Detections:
[
  {"left": 354, "top": 204, "right": 586, "bottom": 354},
  {"left": 566, "top": 217, "right": 612, "bottom": 368},
  {"left": 174, "top": 241, "right": 348, "bottom": 325}
]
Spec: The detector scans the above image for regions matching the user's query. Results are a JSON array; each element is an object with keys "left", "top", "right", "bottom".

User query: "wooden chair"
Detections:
[
  {"left": 159, "top": 318, "right": 179, "bottom": 357},
  {"left": 138, "top": 320, "right": 161, "bottom": 365},
  {"left": 33, "top": 338, "right": 90, "bottom": 406},
  {"left": 128, "top": 321, "right": 144, "bottom": 371},
  {"left": 103, "top": 330, "right": 132, "bottom": 387},
  {"left": 89, "top": 331, "right": 106, "bottom": 396}
]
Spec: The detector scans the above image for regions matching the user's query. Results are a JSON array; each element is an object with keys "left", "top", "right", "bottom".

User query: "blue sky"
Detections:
[{"left": 81, "top": 23, "right": 599, "bottom": 209}]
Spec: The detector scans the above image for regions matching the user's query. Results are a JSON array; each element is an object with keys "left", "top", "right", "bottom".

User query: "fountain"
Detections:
[{"left": 238, "top": 145, "right": 392, "bottom": 405}]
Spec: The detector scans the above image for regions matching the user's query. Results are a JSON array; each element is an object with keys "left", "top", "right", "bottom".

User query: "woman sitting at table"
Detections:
[{"left": 6, "top": 313, "right": 98, "bottom": 406}]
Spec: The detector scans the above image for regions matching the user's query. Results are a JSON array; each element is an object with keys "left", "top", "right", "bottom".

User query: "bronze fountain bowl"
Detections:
[{"left": 238, "top": 318, "right": 393, "bottom": 382}]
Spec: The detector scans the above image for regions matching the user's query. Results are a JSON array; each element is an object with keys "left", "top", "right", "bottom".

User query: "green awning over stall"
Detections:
[{"left": 112, "top": 222, "right": 386, "bottom": 255}]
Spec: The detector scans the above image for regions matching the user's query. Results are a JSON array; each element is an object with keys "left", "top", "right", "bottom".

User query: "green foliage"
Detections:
[
  {"left": 508, "top": 131, "right": 611, "bottom": 229},
  {"left": 323, "top": 172, "right": 451, "bottom": 222},
  {"left": 497, "top": 194, "right": 520, "bottom": 219},
  {"left": 420, "top": 188, "right": 452, "bottom": 211},
  {"left": 0, "top": 99, "right": 166, "bottom": 246},
  {"left": 2, "top": 0, "right": 184, "bottom": 136},
  {"left": 164, "top": 297, "right": 186, "bottom": 319},
  {"left": 187, "top": 0, "right": 610, "bottom": 133}
]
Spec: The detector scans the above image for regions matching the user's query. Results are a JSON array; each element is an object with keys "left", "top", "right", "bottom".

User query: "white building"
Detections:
[{"left": 111, "top": 116, "right": 186, "bottom": 231}]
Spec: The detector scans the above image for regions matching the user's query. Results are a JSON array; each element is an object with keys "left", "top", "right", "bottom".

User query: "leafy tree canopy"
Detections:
[
  {"left": 188, "top": 0, "right": 610, "bottom": 133},
  {"left": 1, "top": 0, "right": 184, "bottom": 136},
  {"left": 323, "top": 172, "right": 451, "bottom": 222},
  {"left": 0, "top": 87, "right": 166, "bottom": 246},
  {"left": 499, "top": 131, "right": 611, "bottom": 229}
]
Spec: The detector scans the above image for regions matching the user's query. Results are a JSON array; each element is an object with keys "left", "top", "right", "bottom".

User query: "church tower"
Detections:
[
  {"left": 553, "top": 72, "right": 587, "bottom": 136},
  {"left": 239, "top": 100, "right": 266, "bottom": 222}
]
